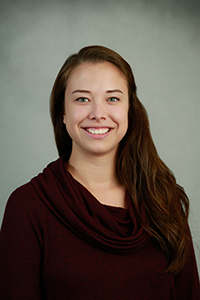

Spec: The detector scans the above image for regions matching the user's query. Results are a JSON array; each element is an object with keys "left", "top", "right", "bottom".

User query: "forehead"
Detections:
[{"left": 66, "top": 62, "right": 128, "bottom": 90}]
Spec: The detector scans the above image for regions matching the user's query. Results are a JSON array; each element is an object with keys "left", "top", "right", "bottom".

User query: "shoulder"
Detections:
[
  {"left": 174, "top": 233, "right": 200, "bottom": 298},
  {"left": 3, "top": 181, "right": 48, "bottom": 225},
  {"left": 3, "top": 156, "right": 64, "bottom": 223},
  {"left": 6, "top": 156, "right": 64, "bottom": 213},
  {"left": 8, "top": 181, "right": 42, "bottom": 207}
]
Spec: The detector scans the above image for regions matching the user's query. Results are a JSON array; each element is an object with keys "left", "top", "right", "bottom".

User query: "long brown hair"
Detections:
[{"left": 50, "top": 45, "right": 190, "bottom": 274}]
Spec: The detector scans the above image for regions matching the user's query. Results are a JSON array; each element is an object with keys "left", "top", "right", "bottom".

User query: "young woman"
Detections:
[{"left": 0, "top": 45, "right": 199, "bottom": 299}]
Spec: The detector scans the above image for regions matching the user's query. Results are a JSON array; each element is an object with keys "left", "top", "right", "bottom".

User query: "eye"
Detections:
[
  {"left": 107, "top": 97, "right": 120, "bottom": 102},
  {"left": 76, "top": 97, "right": 89, "bottom": 103}
]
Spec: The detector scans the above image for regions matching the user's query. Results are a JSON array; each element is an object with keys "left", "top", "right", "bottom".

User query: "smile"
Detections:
[{"left": 84, "top": 128, "right": 110, "bottom": 135}]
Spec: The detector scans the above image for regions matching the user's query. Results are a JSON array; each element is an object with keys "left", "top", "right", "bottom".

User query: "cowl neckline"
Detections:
[
  {"left": 31, "top": 156, "right": 150, "bottom": 253},
  {"left": 104, "top": 205, "right": 133, "bottom": 236}
]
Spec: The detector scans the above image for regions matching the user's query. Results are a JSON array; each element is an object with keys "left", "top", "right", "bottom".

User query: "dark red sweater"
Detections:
[{"left": 0, "top": 157, "right": 200, "bottom": 299}]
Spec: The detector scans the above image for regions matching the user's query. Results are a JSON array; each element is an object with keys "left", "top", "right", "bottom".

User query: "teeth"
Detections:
[{"left": 86, "top": 128, "right": 110, "bottom": 135}]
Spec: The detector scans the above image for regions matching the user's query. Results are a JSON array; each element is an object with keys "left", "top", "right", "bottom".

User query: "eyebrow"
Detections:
[
  {"left": 71, "top": 89, "right": 124, "bottom": 94},
  {"left": 71, "top": 90, "right": 91, "bottom": 94},
  {"left": 106, "top": 89, "right": 124, "bottom": 94}
]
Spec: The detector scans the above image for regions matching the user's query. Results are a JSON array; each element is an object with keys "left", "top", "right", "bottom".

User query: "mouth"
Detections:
[{"left": 83, "top": 127, "right": 111, "bottom": 135}]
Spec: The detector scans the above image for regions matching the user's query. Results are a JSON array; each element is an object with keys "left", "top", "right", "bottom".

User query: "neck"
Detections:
[
  {"left": 67, "top": 146, "right": 127, "bottom": 209},
  {"left": 68, "top": 148, "right": 120, "bottom": 189}
]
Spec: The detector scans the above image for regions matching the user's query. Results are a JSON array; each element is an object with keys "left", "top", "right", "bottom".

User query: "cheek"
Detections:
[
  {"left": 118, "top": 107, "right": 129, "bottom": 136},
  {"left": 64, "top": 106, "right": 87, "bottom": 130},
  {"left": 113, "top": 106, "right": 128, "bottom": 126},
  {"left": 64, "top": 114, "right": 75, "bottom": 140}
]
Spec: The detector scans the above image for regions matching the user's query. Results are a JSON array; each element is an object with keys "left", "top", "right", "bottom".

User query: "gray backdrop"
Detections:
[{"left": 1, "top": 0, "right": 200, "bottom": 273}]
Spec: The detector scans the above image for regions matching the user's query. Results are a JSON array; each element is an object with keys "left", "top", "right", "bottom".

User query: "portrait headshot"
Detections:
[{"left": 0, "top": 0, "right": 200, "bottom": 299}]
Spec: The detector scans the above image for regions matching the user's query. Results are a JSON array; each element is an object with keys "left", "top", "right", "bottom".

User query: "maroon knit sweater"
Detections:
[{"left": 0, "top": 157, "right": 200, "bottom": 299}]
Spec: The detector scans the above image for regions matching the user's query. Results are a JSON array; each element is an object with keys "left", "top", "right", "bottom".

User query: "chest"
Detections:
[
  {"left": 42, "top": 212, "right": 176, "bottom": 300},
  {"left": 88, "top": 185, "right": 127, "bottom": 208}
]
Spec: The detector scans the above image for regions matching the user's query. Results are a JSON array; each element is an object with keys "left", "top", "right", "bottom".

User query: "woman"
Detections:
[{"left": 0, "top": 45, "right": 199, "bottom": 299}]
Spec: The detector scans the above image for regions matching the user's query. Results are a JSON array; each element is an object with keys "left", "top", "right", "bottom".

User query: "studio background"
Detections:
[{"left": 0, "top": 0, "right": 199, "bottom": 273}]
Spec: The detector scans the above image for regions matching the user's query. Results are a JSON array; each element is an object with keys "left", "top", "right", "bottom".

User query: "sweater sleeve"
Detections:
[
  {"left": 0, "top": 184, "right": 47, "bottom": 300},
  {"left": 174, "top": 237, "right": 200, "bottom": 299}
]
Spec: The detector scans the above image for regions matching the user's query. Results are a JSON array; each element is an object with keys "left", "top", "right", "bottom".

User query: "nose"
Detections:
[{"left": 88, "top": 101, "right": 107, "bottom": 121}]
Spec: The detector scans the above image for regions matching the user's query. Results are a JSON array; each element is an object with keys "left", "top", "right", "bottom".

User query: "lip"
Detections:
[{"left": 83, "top": 126, "right": 112, "bottom": 129}]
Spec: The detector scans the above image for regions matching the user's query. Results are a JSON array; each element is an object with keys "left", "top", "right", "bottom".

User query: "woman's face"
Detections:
[{"left": 63, "top": 62, "right": 129, "bottom": 158}]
